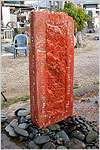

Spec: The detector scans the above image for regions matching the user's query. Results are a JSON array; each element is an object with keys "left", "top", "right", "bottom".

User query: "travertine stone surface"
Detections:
[{"left": 29, "top": 10, "right": 74, "bottom": 127}]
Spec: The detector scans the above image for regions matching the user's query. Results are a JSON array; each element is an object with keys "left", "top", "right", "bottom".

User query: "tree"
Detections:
[
  {"left": 57, "top": 2, "right": 91, "bottom": 47},
  {"left": 20, "top": 1, "right": 24, "bottom": 4},
  {"left": 57, "top": 2, "right": 91, "bottom": 32}
]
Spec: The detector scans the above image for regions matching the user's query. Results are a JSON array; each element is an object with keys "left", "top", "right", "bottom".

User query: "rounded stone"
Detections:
[
  {"left": 1, "top": 117, "right": 7, "bottom": 123},
  {"left": 65, "top": 138, "right": 86, "bottom": 149},
  {"left": 57, "top": 146, "right": 67, "bottom": 149},
  {"left": 15, "top": 108, "right": 27, "bottom": 116},
  {"left": 14, "top": 126, "right": 29, "bottom": 137},
  {"left": 34, "top": 135, "right": 50, "bottom": 145},
  {"left": 27, "top": 127, "right": 38, "bottom": 135},
  {"left": 57, "top": 138, "right": 63, "bottom": 145},
  {"left": 56, "top": 130, "right": 70, "bottom": 142},
  {"left": 17, "top": 109, "right": 30, "bottom": 117},
  {"left": 25, "top": 115, "right": 31, "bottom": 120},
  {"left": 5, "top": 124, "right": 13, "bottom": 133},
  {"left": 86, "top": 131, "right": 99, "bottom": 144},
  {"left": 18, "top": 123, "right": 28, "bottom": 129},
  {"left": 18, "top": 116, "right": 25, "bottom": 124},
  {"left": 10, "top": 119, "right": 18, "bottom": 128},
  {"left": 42, "top": 142, "right": 56, "bottom": 149},
  {"left": 28, "top": 141, "right": 40, "bottom": 149},
  {"left": 9, "top": 128, "right": 18, "bottom": 137},
  {"left": 48, "top": 124, "right": 60, "bottom": 131},
  {"left": 70, "top": 130, "right": 85, "bottom": 141},
  {"left": 1, "top": 111, "right": 6, "bottom": 118}
]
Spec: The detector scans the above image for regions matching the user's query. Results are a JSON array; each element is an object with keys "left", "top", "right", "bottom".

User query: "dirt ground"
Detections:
[{"left": 1, "top": 29, "right": 99, "bottom": 100}]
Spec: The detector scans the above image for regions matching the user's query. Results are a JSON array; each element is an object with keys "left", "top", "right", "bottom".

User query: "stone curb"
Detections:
[{"left": 73, "top": 85, "right": 99, "bottom": 97}]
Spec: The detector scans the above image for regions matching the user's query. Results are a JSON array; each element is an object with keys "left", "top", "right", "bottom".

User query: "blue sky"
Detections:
[{"left": 25, "top": 0, "right": 99, "bottom": 5}]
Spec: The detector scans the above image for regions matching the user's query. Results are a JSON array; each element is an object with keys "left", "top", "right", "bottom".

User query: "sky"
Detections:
[{"left": 25, "top": 0, "right": 99, "bottom": 5}]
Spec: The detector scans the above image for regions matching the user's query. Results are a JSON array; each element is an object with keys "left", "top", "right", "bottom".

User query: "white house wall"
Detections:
[{"left": 2, "top": 7, "right": 10, "bottom": 26}]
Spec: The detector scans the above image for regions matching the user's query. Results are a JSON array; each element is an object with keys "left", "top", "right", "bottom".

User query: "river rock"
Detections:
[
  {"left": 18, "top": 123, "right": 28, "bottom": 129},
  {"left": 10, "top": 119, "right": 18, "bottom": 128},
  {"left": 56, "top": 130, "right": 70, "bottom": 142},
  {"left": 18, "top": 116, "right": 25, "bottom": 124},
  {"left": 1, "top": 111, "right": 7, "bottom": 123},
  {"left": 34, "top": 135, "right": 50, "bottom": 145},
  {"left": 15, "top": 108, "right": 27, "bottom": 116},
  {"left": 70, "top": 130, "right": 85, "bottom": 141},
  {"left": 14, "top": 126, "right": 29, "bottom": 137},
  {"left": 48, "top": 124, "right": 60, "bottom": 131},
  {"left": 65, "top": 138, "right": 86, "bottom": 149},
  {"left": 1, "top": 111, "right": 6, "bottom": 118},
  {"left": 9, "top": 128, "right": 18, "bottom": 137},
  {"left": 25, "top": 115, "right": 31, "bottom": 120},
  {"left": 5, "top": 124, "right": 13, "bottom": 133},
  {"left": 57, "top": 138, "right": 63, "bottom": 145},
  {"left": 28, "top": 141, "right": 40, "bottom": 149},
  {"left": 17, "top": 109, "right": 30, "bottom": 117},
  {"left": 1, "top": 117, "right": 7, "bottom": 123},
  {"left": 27, "top": 127, "right": 38, "bottom": 135},
  {"left": 57, "top": 146, "right": 67, "bottom": 149},
  {"left": 42, "top": 142, "right": 56, "bottom": 149},
  {"left": 86, "top": 131, "right": 99, "bottom": 144},
  {"left": 67, "top": 126, "right": 77, "bottom": 134}
]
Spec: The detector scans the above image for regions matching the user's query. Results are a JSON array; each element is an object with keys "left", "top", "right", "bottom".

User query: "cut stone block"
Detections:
[{"left": 29, "top": 10, "right": 74, "bottom": 127}]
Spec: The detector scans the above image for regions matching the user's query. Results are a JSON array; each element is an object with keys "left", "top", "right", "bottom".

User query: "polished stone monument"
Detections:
[{"left": 29, "top": 10, "right": 74, "bottom": 127}]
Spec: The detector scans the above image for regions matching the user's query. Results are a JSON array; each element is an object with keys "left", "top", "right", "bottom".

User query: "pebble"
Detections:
[
  {"left": 18, "top": 116, "right": 25, "bottom": 124},
  {"left": 28, "top": 141, "right": 40, "bottom": 149},
  {"left": 67, "top": 126, "right": 77, "bottom": 134},
  {"left": 1, "top": 117, "right": 7, "bottom": 123},
  {"left": 57, "top": 146, "right": 67, "bottom": 149},
  {"left": 19, "top": 136, "right": 27, "bottom": 142},
  {"left": 81, "top": 128, "right": 88, "bottom": 135},
  {"left": 10, "top": 119, "right": 18, "bottom": 128},
  {"left": 9, "top": 128, "right": 18, "bottom": 137},
  {"left": 56, "top": 130, "right": 70, "bottom": 142},
  {"left": 17, "top": 109, "right": 30, "bottom": 117},
  {"left": 15, "top": 108, "right": 27, "bottom": 117},
  {"left": 93, "top": 127, "right": 99, "bottom": 133},
  {"left": 14, "top": 126, "right": 29, "bottom": 137},
  {"left": 86, "top": 131, "right": 99, "bottom": 144},
  {"left": 65, "top": 138, "right": 86, "bottom": 149},
  {"left": 48, "top": 124, "right": 60, "bottom": 131},
  {"left": 5, "top": 124, "right": 13, "bottom": 133},
  {"left": 29, "top": 133, "right": 35, "bottom": 139},
  {"left": 57, "top": 138, "right": 63, "bottom": 145},
  {"left": 34, "top": 135, "right": 50, "bottom": 145},
  {"left": 1, "top": 111, "right": 7, "bottom": 118},
  {"left": 1, "top": 111, "right": 7, "bottom": 123},
  {"left": 27, "top": 127, "right": 38, "bottom": 135},
  {"left": 18, "top": 123, "right": 28, "bottom": 129},
  {"left": 70, "top": 130, "right": 85, "bottom": 141},
  {"left": 4, "top": 111, "right": 99, "bottom": 149},
  {"left": 42, "top": 142, "right": 56, "bottom": 149},
  {"left": 25, "top": 115, "right": 31, "bottom": 120}
]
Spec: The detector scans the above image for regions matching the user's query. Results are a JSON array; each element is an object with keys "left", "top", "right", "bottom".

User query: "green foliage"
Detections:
[
  {"left": 93, "top": 81, "right": 99, "bottom": 85},
  {"left": 20, "top": 1, "right": 24, "bottom": 4},
  {"left": 57, "top": 2, "right": 91, "bottom": 31},
  {"left": 74, "top": 83, "right": 79, "bottom": 89}
]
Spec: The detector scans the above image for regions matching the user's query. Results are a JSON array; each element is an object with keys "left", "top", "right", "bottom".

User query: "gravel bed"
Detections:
[{"left": 2, "top": 108, "right": 99, "bottom": 149}]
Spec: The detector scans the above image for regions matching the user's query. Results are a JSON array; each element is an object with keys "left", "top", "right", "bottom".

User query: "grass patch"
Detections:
[
  {"left": 93, "top": 81, "right": 99, "bottom": 85},
  {"left": 74, "top": 83, "right": 79, "bottom": 89},
  {"left": 82, "top": 44, "right": 86, "bottom": 48},
  {"left": 1, "top": 95, "right": 30, "bottom": 110}
]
